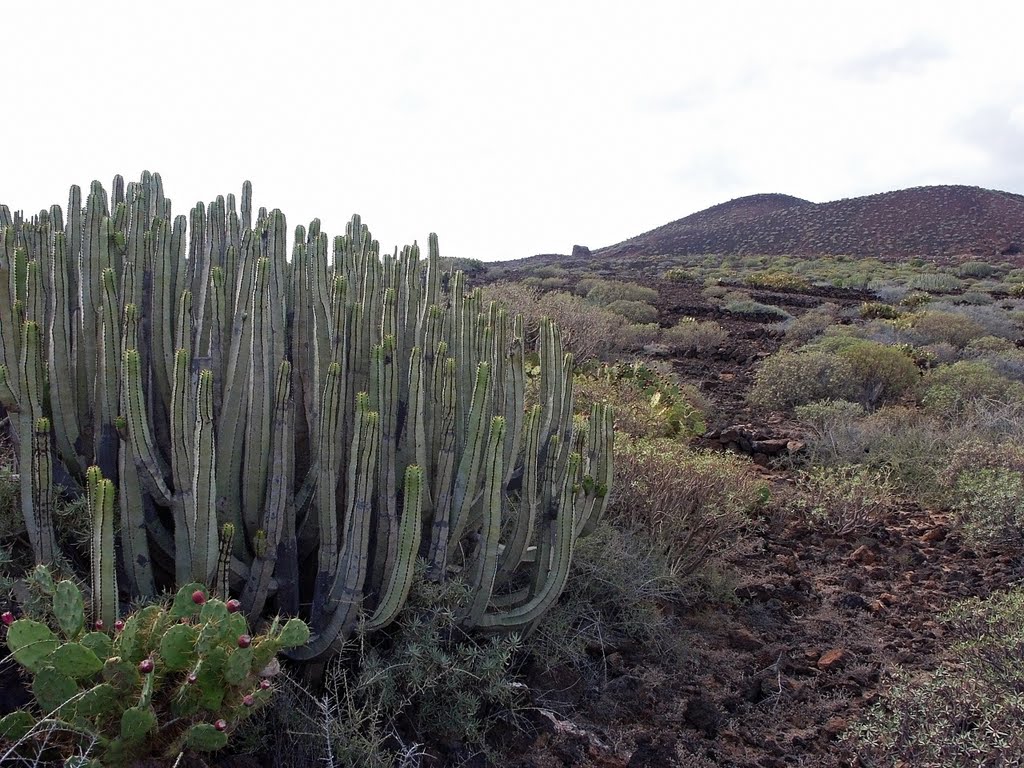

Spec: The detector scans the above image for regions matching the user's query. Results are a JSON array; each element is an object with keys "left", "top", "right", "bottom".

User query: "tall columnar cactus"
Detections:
[{"left": 0, "top": 173, "right": 614, "bottom": 662}]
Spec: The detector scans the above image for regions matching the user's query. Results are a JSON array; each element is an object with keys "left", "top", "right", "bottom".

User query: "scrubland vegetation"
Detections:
[{"left": 3, "top": 179, "right": 1024, "bottom": 766}]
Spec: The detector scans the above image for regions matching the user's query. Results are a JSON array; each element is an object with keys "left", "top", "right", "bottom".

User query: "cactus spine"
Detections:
[{"left": 1, "top": 173, "right": 614, "bottom": 661}]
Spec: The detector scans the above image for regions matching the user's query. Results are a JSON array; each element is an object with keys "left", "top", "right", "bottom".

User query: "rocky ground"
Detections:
[{"left": 498, "top": 278, "right": 1018, "bottom": 767}]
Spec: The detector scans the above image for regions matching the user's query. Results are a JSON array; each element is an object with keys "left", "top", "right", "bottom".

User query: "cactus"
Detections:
[
  {"left": 0, "top": 173, "right": 614, "bottom": 666},
  {"left": 1, "top": 572, "right": 306, "bottom": 764}
]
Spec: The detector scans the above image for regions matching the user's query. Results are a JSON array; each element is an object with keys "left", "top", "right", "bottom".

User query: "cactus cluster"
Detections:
[
  {"left": 1, "top": 568, "right": 308, "bottom": 764},
  {"left": 0, "top": 172, "right": 613, "bottom": 661}
]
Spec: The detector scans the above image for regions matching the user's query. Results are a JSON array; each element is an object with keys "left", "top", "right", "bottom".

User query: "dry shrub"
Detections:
[
  {"left": 608, "top": 438, "right": 765, "bottom": 579},
  {"left": 582, "top": 279, "right": 659, "bottom": 306},
  {"left": 774, "top": 303, "right": 840, "bottom": 346},
  {"left": 604, "top": 299, "right": 658, "bottom": 324},
  {"left": 850, "top": 589, "right": 1024, "bottom": 767},
  {"left": 788, "top": 464, "right": 895, "bottom": 535},
  {"left": 480, "top": 281, "right": 625, "bottom": 361},
  {"left": 612, "top": 323, "right": 662, "bottom": 353},
  {"left": 662, "top": 318, "right": 728, "bottom": 354}
]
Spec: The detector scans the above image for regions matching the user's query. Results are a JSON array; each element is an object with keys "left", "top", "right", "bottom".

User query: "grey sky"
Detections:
[{"left": 2, "top": 1, "right": 1022, "bottom": 260}]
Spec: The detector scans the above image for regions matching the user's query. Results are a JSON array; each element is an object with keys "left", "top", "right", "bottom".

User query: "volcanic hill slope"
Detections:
[{"left": 573, "top": 185, "right": 1024, "bottom": 264}]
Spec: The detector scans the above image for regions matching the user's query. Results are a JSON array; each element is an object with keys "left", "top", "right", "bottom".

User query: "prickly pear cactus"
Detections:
[{"left": 0, "top": 571, "right": 308, "bottom": 765}]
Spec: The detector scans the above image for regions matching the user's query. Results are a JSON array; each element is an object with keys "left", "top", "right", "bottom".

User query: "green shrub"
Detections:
[
  {"left": 662, "top": 318, "right": 728, "bottom": 353},
  {"left": 744, "top": 271, "right": 811, "bottom": 291},
  {"left": 749, "top": 349, "right": 855, "bottom": 411},
  {"left": 722, "top": 298, "right": 792, "bottom": 321},
  {"left": 900, "top": 291, "right": 933, "bottom": 309},
  {"left": 576, "top": 364, "right": 707, "bottom": 440},
  {"left": 604, "top": 299, "right": 659, "bottom": 324},
  {"left": 521, "top": 275, "right": 569, "bottom": 290},
  {"left": 949, "top": 467, "right": 1024, "bottom": 552},
  {"left": 663, "top": 267, "right": 694, "bottom": 282},
  {"left": 903, "top": 310, "right": 989, "bottom": 348},
  {"left": 940, "top": 441, "right": 1024, "bottom": 553},
  {"left": 775, "top": 304, "right": 839, "bottom": 346},
  {"left": 859, "top": 301, "right": 901, "bottom": 320},
  {"left": 834, "top": 339, "right": 920, "bottom": 408},
  {"left": 905, "top": 273, "right": 963, "bottom": 293},
  {"left": 921, "top": 361, "right": 1024, "bottom": 416},
  {"left": 849, "top": 588, "right": 1024, "bottom": 766},
  {"left": 583, "top": 279, "right": 658, "bottom": 306},
  {"left": 793, "top": 399, "right": 867, "bottom": 460},
  {"left": 957, "top": 260, "right": 999, "bottom": 278},
  {"left": 957, "top": 291, "right": 994, "bottom": 305},
  {"left": 612, "top": 323, "right": 663, "bottom": 352}
]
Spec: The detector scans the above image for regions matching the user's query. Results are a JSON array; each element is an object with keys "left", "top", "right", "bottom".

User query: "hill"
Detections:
[{"left": 596, "top": 185, "right": 1024, "bottom": 261}]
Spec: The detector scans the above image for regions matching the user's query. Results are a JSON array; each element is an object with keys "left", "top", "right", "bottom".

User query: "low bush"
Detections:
[
  {"left": 583, "top": 279, "right": 659, "bottom": 306},
  {"left": 521, "top": 275, "right": 569, "bottom": 290},
  {"left": 609, "top": 438, "right": 765, "bottom": 579},
  {"left": 270, "top": 573, "right": 524, "bottom": 767},
  {"left": 575, "top": 364, "right": 708, "bottom": 440},
  {"left": 722, "top": 298, "right": 792, "bottom": 321},
  {"left": 859, "top": 301, "right": 901, "bottom": 320},
  {"left": 662, "top": 318, "right": 728, "bottom": 353},
  {"left": 480, "top": 282, "right": 625, "bottom": 362},
  {"left": 604, "top": 299, "right": 659, "bottom": 324},
  {"left": 524, "top": 524, "right": 681, "bottom": 675},
  {"left": 774, "top": 304, "right": 839, "bottom": 347},
  {"left": 663, "top": 267, "right": 694, "bottom": 282},
  {"left": 940, "top": 442, "right": 1024, "bottom": 554},
  {"left": 849, "top": 588, "right": 1024, "bottom": 766},
  {"left": 743, "top": 271, "right": 811, "bottom": 291},
  {"left": 921, "top": 361, "right": 1024, "bottom": 416},
  {"left": 749, "top": 349, "right": 855, "bottom": 411},
  {"left": 905, "top": 273, "right": 963, "bottom": 293},
  {"left": 835, "top": 339, "right": 920, "bottom": 408},
  {"left": 788, "top": 464, "right": 895, "bottom": 535},
  {"left": 902, "top": 310, "right": 988, "bottom": 348},
  {"left": 958, "top": 260, "right": 1000, "bottom": 278},
  {"left": 611, "top": 323, "right": 663, "bottom": 353}
]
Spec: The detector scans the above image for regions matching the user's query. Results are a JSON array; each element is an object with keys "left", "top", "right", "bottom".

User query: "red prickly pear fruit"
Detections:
[
  {"left": 237, "top": 634, "right": 251, "bottom": 649},
  {"left": 1, "top": 612, "right": 13, "bottom": 626},
  {"left": 94, "top": 619, "right": 104, "bottom": 630},
  {"left": 114, "top": 619, "right": 125, "bottom": 632},
  {"left": 242, "top": 694, "right": 255, "bottom": 707},
  {"left": 187, "top": 673, "right": 198, "bottom": 684},
  {"left": 139, "top": 659, "right": 155, "bottom": 674},
  {"left": 259, "top": 679, "right": 271, "bottom": 690},
  {"left": 214, "top": 719, "right": 228, "bottom": 732},
  {"left": 226, "top": 599, "right": 241, "bottom": 613},
  {"left": 191, "top": 590, "right": 206, "bottom": 605}
]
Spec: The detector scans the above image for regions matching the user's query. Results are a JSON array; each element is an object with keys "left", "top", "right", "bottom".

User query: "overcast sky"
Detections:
[{"left": 2, "top": 1, "right": 1022, "bottom": 260}]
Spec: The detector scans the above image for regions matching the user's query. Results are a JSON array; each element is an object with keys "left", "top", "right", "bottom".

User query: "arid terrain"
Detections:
[{"left": 495, "top": 276, "right": 1016, "bottom": 767}]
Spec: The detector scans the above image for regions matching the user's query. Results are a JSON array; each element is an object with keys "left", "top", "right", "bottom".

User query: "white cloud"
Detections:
[{"left": 1, "top": 0, "right": 1023, "bottom": 259}]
